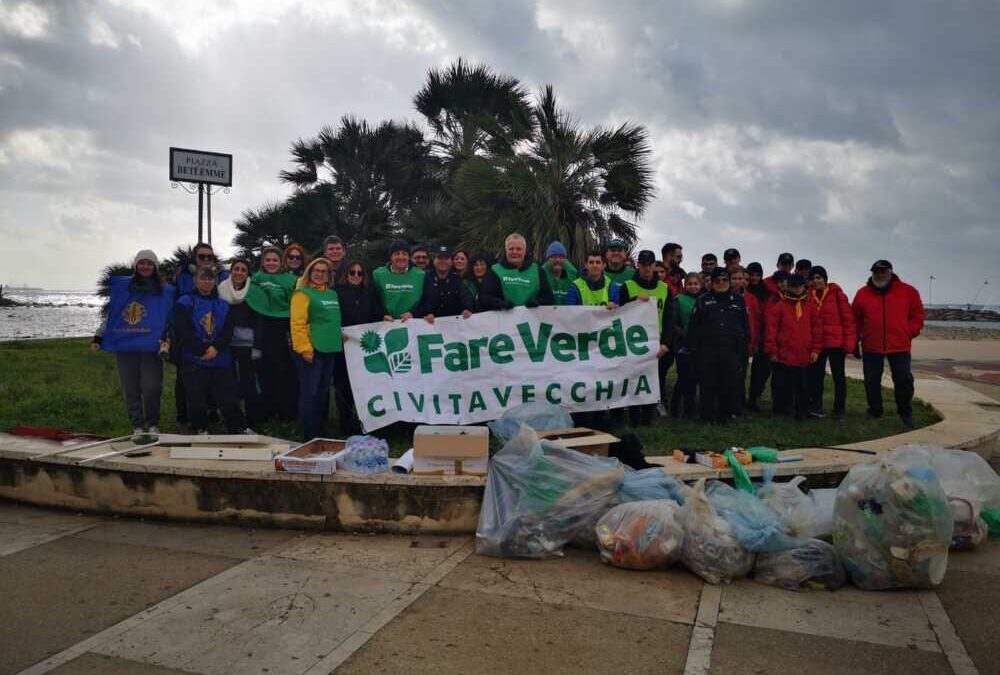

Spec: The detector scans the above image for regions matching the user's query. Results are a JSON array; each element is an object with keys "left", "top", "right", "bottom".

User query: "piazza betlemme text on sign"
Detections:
[{"left": 342, "top": 302, "right": 660, "bottom": 431}]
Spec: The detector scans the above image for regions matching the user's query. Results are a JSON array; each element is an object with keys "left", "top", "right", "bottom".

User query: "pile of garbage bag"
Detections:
[
  {"left": 618, "top": 468, "right": 686, "bottom": 504},
  {"left": 487, "top": 402, "right": 575, "bottom": 443},
  {"left": 678, "top": 480, "right": 756, "bottom": 584},
  {"left": 707, "top": 481, "right": 802, "bottom": 553},
  {"left": 754, "top": 539, "right": 846, "bottom": 591},
  {"left": 832, "top": 447, "right": 953, "bottom": 590},
  {"left": 476, "top": 425, "right": 624, "bottom": 558},
  {"left": 596, "top": 500, "right": 683, "bottom": 570}
]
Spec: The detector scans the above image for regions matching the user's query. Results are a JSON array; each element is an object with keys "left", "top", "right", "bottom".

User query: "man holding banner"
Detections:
[
  {"left": 620, "top": 249, "right": 672, "bottom": 425},
  {"left": 477, "top": 233, "right": 553, "bottom": 310}
]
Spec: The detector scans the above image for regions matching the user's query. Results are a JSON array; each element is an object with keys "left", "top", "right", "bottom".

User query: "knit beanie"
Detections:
[
  {"left": 134, "top": 249, "right": 158, "bottom": 267},
  {"left": 545, "top": 241, "right": 568, "bottom": 259}
]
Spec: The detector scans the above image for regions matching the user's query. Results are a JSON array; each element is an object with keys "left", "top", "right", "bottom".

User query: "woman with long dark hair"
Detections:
[{"left": 334, "top": 260, "right": 386, "bottom": 435}]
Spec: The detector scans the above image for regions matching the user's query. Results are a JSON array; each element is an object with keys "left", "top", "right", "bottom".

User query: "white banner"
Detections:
[{"left": 342, "top": 303, "right": 661, "bottom": 432}]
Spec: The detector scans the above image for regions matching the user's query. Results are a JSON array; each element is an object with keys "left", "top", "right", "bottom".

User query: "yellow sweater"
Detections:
[{"left": 290, "top": 284, "right": 328, "bottom": 356}]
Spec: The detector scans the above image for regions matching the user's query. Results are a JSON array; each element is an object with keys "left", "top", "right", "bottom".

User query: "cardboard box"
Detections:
[
  {"left": 274, "top": 438, "right": 347, "bottom": 474},
  {"left": 412, "top": 426, "right": 489, "bottom": 476},
  {"left": 169, "top": 445, "right": 285, "bottom": 461},
  {"left": 536, "top": 428, "right": 620, "bottom": 457}
]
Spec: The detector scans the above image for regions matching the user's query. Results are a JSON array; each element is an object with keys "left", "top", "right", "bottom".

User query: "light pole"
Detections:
[{"left": 929, "top": 275, "right": 935, "bottom": 307}]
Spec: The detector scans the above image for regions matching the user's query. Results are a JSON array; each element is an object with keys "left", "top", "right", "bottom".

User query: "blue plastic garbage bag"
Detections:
[
  {"left": 707, "top": 481, "right": 801, "bottom": 553},
  {"left": 476, "top": 425, "right": 625, "bottom": 559},
  {"left": 618, "top": 468, "right": 687, "bottom": 505},
  {"left": 487, "top": 402, "right": 574, "bottom": 442}
]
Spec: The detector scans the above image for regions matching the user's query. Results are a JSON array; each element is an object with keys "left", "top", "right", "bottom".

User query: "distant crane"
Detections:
[{"left": 968, "top": 279, "right": 989, "bottom": 310}]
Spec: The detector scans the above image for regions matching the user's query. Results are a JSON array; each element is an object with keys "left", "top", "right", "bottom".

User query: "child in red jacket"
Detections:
[
  {"left": 806, "top": 266, "right": 856, "bottom": 420},
  {"left": 765, "top": 274, "right": 823, "bottom": 419}
]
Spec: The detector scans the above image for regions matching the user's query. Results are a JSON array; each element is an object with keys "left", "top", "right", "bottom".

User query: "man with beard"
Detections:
[
  {"left": 541, "top": 241, "right": 577, "bottom": 305},
  {"left": 852, "top": 260, "right": 925, "bottom": 427}
]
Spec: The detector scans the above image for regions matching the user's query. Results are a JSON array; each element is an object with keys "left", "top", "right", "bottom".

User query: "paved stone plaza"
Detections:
[{"left": 1, "top": 498, "right": 996, "bottom": 675}]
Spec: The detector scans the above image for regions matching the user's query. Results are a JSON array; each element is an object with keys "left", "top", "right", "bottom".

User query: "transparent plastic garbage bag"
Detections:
[
  {"left": 487, "top": 402, "right": 575, "bottom": 442},
  {"left": 678, "top": 479, "right": 755, "bottom": 584},
  {"left": 754, "top": 539, "right": 846, "bottom": 591},
  {"left": 758, "top": 475, "right": 822, "bottom": 539},
  {"left": 832, "top": 449, "right": 953, "bottom": 590},
  {"left": 476, "top": 425, "right": 625, "bottom": 559},
  {"left": 707, "top": 481, "right": 801, "bottom": 553},
  {"left": 595, "top": 500, "right": 683, "bottom": 570}
]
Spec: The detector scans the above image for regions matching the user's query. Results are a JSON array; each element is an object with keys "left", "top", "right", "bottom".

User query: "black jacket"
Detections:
[
  {"left": 478, "top": 257, "right": 554, "bottom": 310},
  {"left": 618, "top": 274, "right": 671, "bottom": 346},
  {"left": 689, "top": 291, "right": 748, "bottom": 350},
  {"left": 336, "top": 283, "right": 386, "bottom": 327},
  {"left": 416, "top": 270, "right": 474, "bottom": 318}
]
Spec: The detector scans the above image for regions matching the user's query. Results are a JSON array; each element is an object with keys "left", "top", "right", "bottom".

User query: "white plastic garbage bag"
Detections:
[
  {"left": 754, "top": 539, "right": 846, "bottom": 591},
  {"left": 758, "top": 476, "right": 822, "bottom": 539}
]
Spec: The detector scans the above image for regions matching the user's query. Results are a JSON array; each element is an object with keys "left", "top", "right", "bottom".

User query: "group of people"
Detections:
[{"left": 92, "top": 232, "right": 925, "bottom": 440}]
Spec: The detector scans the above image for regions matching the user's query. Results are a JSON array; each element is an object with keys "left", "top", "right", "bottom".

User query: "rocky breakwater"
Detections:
[{"left": 926, "top": 308, "right": 1000, "bottom": 322}]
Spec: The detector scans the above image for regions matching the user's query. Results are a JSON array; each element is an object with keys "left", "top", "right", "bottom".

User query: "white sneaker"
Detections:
[
  {"left": 242, "top": 428, "right": 257, "bottom": 435},
  {"left": 148, "top": 426, "right": 161, "bottom": 436},
  {"left": 196, "top": 429, "right": 209, "bottom": 436},
  {"left": 132, "top": 427, "right": 144, "bottom": 437}
]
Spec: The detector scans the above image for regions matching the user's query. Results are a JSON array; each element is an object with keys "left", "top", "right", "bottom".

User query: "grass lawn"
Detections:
[{"left": 0, "top": 338, "right": 939, "bottom": 456}]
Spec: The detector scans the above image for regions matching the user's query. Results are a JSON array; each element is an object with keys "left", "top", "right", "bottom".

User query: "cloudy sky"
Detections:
[{"left": 1, "top": 0, "right": 998, "bottom": 304}]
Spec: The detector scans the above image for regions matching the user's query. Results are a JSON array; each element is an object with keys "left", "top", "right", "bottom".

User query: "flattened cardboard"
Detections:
[{"left": 536, "top": 427, "right": 620, "bottom": 457}]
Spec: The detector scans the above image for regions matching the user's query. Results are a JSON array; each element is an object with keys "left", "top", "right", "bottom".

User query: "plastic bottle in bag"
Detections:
[
  {"left": 754, "top": 539, "right": 846, "bottom": 591},
  {"left": 595, "top": 500, "right": 683, "bottom": 570},
  {"left": 757, "top": 475, "right": 822, "bottom": 539}
]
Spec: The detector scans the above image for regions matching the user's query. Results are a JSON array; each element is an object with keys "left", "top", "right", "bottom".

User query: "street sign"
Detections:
[{"left": 169, "top": 147, "right": 233, "bottom": 187}]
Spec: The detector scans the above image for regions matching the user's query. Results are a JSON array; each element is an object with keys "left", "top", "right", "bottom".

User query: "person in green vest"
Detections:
[
  {"left": 670, "top": 272, "right": 703, "bottom": 418},
  {"left": 247, "top": 246, "right": 299, "bottom": 421},
  {"left": 541, "top": 241, "right": 578, "bottom": 305},
  {"left": 372, "top": 239, "right": 425, "bottom": 320},
  {"left": 605, "top": 239, "right": 635, "bottom": 284},
  {"left": 290, "top": 258, "right": 342, "bottom": 439},
  {"left": 565, "top": 250, "right": 620, "bottom": 308},
  {"left": 620, "top": 250, "right": 672, "bottom": 425},
  {"left": 478, "top": 233, "right": 553, "bottom": 309}
]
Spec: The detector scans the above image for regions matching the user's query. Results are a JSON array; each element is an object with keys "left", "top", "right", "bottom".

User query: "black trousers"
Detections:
[
  {"left": 115, "top": 352, "right": 163, "bottom": 428},
  {"left": 659, "top": 350, "right": 674, "bottom": 402},
  {"left": 862, "top": 352, "right": 914, "bottom": 418},
  {"left": 232, "top": 346, "right": 262, "bottom": 427},
  {"left": 671, "top": 350, "right": 697, "bottom": 417},
  {"left": 772, "top": 362, "right": 809, "bottom": 418},
  {"left": 174, "top": 362, "right": 187, "bottom": 424},
  {"left": 808, "top": 348, "right": 847, "bottom": 415},
  {"left": 697, "top": 345, "right": 741, "bottom": 423},
  {"left": 181, "top": 363, "right": 245, "bottom": 433},
  {"left": 332, "top": 352, "right": 362, "bottom": 436},
  {"left": 748, "top": 348, "right": 771, "bottom": 404},
  {"left": 256, "top": 317, "right": 298, "bottom": 421}
]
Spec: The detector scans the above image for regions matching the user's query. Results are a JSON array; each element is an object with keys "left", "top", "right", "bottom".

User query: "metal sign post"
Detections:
[{"left": 170, "top": 147, "right": 233, "bottom": 245}]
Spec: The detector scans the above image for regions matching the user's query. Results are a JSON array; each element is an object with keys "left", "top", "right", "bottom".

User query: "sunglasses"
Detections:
[
  {"left": 197, "top": 254, "right": 214, "bottom": 261},
  {"left": 348, "top": 269, "right": 364, "bottom": 277},
  {"left": 287, "top": 254, "right": 303, "bottom": 260}
]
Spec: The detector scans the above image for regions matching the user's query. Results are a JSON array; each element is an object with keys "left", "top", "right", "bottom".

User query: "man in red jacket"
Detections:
[
  {"left": 765, "top": 274, "right": 823, "bottom": 419},
  {"left": 762, "top": 252, "right": 795, "bottom": 299},
  {"left": 852, "top": 260, "right": 925, "bottom": 427},
  {"left": 807, "top": 265, "right": 856, "bottom": 420}
]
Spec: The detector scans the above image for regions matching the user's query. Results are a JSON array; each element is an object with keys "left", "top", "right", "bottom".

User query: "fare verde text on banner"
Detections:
[{"left": 342, "top": 302, "right": 660, "bottom": 432}]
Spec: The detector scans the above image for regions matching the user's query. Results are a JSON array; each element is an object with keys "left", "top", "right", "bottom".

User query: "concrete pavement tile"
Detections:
[
  {"left": 719, "top": 579, "right": 940, "bottom": 652},
  {"left": 437, "top": 547, "right": 702, "bottom": 624},
  {"left": 94, "top": 556, "right": 413, "bottom": 675},
  {"left": 0, "top": 521, "right": 95, "bottom": 557},
  {"left": 936, "top": 569, "right": 1000, "bottom": 674},
  {"left": 48, "top": 652, "right": 196, "bottom": 675},
  {"left": 337, "top": 586, "right": 691, "bottom": 675},
  {"left": 710, "top": 622, "right": 951, "bottom": 675},
  {"left": 0, "top": 502, "right": 100, "bottom": 528},
  {"left": 276, "top": 533, "right": 471, "bottom": 582},
  {"left": 74, "top": 519, "right": 302, "bottom": 560},
  {"left": 0, "top": 537, "right": 236, "bottom": 675},
  {"left": 947, "top": 541, "right": 1000, "bottom": 577}
]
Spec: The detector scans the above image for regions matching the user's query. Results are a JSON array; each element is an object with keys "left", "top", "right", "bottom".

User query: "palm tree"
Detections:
[
  {"left": 453, "top": 85, "right": 655, "bottom": 264},
  {"left": 414, "top": 58, "right": 533, "bottom": 170}
]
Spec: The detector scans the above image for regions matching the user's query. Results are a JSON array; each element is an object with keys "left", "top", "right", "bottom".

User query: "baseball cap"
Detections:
[
  {"left": 434, "top": 245, "right": 453, "bottom": 258},
  {"left": 870, "top": 259, "right": 893, "bottom": 271},
  {"left": 607, "top": 239, "right": 626, "bottom": 249}
]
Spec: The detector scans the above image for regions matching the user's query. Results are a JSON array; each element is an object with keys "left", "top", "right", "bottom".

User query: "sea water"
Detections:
[{"left": 0, "top": 289, "right": 101, "bottom": 341}]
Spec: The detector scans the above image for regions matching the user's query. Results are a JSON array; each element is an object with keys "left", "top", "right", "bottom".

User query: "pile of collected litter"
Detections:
[{"left": 476, "top": 423, "right": 1000, "bottom": 592}]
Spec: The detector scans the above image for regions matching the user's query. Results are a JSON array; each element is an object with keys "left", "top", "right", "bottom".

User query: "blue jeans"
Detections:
[{"left": 295, "top": 352, "right": 335, "bottom": 439}]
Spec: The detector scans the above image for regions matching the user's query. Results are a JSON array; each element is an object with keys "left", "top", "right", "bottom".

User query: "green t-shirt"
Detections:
[
  {"left": 297, "top": 286, "right": 343, "bottom": 353},
  {"left": 542, "top": 260, "right": 578, "bottom": 305},
  {"left": 372, "top": 265, "right": 425, "bottom": 319},
  {"left": 246, "top": 271, "right": 297, "bottom": 318},
  {"left": 491, "top": 262, "right": 542, "bottom": 306},
  {"left": 624, "top": 279, "right": 670, "bottom": 332},
  {"left": 605, "top": 266, "right": 635, "bottom": 285}
]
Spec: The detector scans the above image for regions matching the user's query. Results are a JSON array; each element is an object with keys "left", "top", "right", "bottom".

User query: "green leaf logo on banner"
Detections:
[{"left": 360, "top": 327, "right": 410, "bottom": 376}]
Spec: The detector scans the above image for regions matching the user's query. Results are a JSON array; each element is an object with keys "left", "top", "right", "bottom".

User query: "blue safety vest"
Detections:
[
  {"left": 102, "top": 276, "right": 176, "bottom": 353},
  {"left": 177, "top": 293, "right": 231, "bottom": 368}
]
